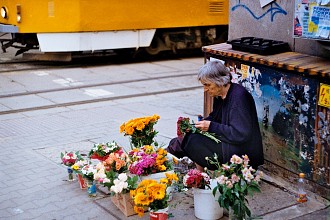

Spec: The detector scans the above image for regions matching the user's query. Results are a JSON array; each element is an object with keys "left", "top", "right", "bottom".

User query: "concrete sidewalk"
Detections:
[
  {"left": 0, "top": 56, "right": 329, "bottom": 220},
  {"left": 95, "top": 169, "right": 329, "bottom": 220}
]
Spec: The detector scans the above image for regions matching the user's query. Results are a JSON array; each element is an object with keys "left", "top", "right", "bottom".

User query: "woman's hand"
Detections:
[{"left": 195, "top": 120, "right": 211, "bottom": 132}]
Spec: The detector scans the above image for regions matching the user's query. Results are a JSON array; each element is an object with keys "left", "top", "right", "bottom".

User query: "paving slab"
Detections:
[
  {"left": 0, "top": 56, "right": 328, "bottom": 220},
  {"left": 91, "top": 173, "right": 328, "bottom": 220}
]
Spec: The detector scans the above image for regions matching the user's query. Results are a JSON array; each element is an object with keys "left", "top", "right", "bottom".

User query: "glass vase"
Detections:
[
  {"left": 67, "top": 167, "right": 74, "bottom": 182},
  {"left": 86, "top": 179, "right": 96, "bottom": 197}
]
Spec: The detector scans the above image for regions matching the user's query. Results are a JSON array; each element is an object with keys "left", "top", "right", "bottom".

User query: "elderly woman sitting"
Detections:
[{"left": 167, "top": 60, "right": 264, "bottom": 171}]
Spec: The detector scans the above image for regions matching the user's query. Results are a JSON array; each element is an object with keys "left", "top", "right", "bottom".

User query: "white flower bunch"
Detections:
[
  {"left": 107, "top": 141, "right": 121, "bottom": 152},
  {"left": 110, "top": 173, "right": 129, "bottom": 194},
  {"left": 81, "top": 164, "right": 97, "bottom": 180}
]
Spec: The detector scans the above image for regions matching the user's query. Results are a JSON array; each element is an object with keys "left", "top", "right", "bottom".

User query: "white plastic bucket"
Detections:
[{"left": 193, "top": 187, "right": 223, "bottom": 220}]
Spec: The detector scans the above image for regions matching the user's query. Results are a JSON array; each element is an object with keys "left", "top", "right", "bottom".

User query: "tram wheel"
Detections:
[{"left": 145, "top": 37, "right": 163, "bottom": 55}]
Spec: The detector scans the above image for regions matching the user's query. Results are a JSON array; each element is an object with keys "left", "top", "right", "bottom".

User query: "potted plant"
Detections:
[
  {"left": 92, "top": 147, "right": 140, "bottom": 217},
  {"left": 128, "top": 145, "right": 173, "bottom": 177},
  {"left": 128, "top": 145, "right": 175, "bottom": 201},
  {"left": 71, "top": 159, "right": 90, "bottom": 189},
  {"left": 60, "top": 151, "right": 81, "bottom": 181},
  {"left": 130, "top": 172, "right": 178, "bottom": 219},
  {"left": 120, "top": 114, "right": 160, "bottom": 148},
  {"left": 92, "top": 146, "right": 131, "bottom": 193},
  {"left": 207, "top": 154, "right": 262, "bottom": 220},
  {"left": 108, "top": 173, "right": 139, "bottom": 217},
  {"left": 102, "top": 147, "right": 129, "bottom": 173},
  {"left": 81, "top": 164, "right": 98, "bottom": 197},
  {"left": 183, "top": 168, "right": 223, "bottom": 220}
]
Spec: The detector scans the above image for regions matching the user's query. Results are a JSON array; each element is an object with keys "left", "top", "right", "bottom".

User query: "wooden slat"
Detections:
[
  {"left": 293, "top": 56, "right": 327, "bottom": 72},
  {"left": 308, "top": 65, "right": 330, "bottom": 76},
  {"left": 265, "top": 52, "right": 299, "bottom": 66},
  {"left": 202, "top": 43, "right": 330, "bottom": 79}
]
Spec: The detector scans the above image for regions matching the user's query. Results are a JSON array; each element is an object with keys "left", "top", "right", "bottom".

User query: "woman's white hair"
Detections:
[{"left": 197, "top": 60, "right": 232, "bottom": 87}]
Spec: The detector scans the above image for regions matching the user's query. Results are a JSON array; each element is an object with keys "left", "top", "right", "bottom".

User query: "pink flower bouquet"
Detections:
[
  {"left": 207, "top": 154, "right": 262, "bottom": 220},
  {"left": 128, "top": 145, "right": 173, "bottom": 176},
  {"left": 183, "top": 168, "right": 211, "bottom": 189}
]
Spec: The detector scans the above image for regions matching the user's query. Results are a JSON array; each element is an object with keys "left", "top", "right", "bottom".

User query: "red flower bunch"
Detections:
[
  {"left": 60, "top": 151, "right": 79, "bottom": 167},
  {"left": 177, "top": 116, "right": 220, "bottom": 143},
  {"left": 183, "top": 168, "right": 211, "bottom": 189},
  {"left": 88, "top": 141, "right": 121, "bottom": 161},
  {"left": 177, "top": 117, "right": 191, "bottom": 137}
]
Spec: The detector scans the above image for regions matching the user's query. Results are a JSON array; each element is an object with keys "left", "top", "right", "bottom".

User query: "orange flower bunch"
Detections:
[
  {"left": 130, "top": 172, "right": 178, "bottom": 217},
  {"left": 120, "top": 114, "right": 160, "bottom": 148},
  {"left": 103, "top": 148, "right": 129, "bottom": 173}
]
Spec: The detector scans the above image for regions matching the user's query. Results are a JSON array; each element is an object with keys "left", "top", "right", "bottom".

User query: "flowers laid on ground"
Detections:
[
  {"left": 207, "top": 154, "right": 262, "bottom": 220},
  {"left": 130, "top": 172, "right": 179, "bottom": 217},
  {"left": 120, "top": 114, "right": 160, "bottom": 148},
  {"left": 183, "top": 168, "right": 211, "bottom": 189},
  {"left": 128, "top": 145, "right": 173, "bottom": 176},
  {"left": 177, "top": 117, "right": 220, "bottom": 143},
  {"left": 88, "top": 141, "right": 121, "bottom": 161}
]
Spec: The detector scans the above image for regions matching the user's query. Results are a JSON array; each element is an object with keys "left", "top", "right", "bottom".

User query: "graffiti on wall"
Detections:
[
  {"left": 226, "top": 60, "right": 329, "bottom": 187},
  {"left": 232, "top": 0, "right": 287, "bottom": 22}
]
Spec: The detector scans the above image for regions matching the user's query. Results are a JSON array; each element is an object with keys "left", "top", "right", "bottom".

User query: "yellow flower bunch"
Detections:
[
  {"left": 163, "top": 172, "right": 179, "bottom": 186},
  {"left": 120, "top": 114, "right": 160, "bottom": 135},
  {"left": 155, "top": 148, "right": 169, "bottom": 172},
  {"left": 120, "top": 114, "right": 160, "bottom": 148},
  {"left": 130, "top": 173, "right": 178, "bottom": 217},
  {"left": 143, "top": 145, "right": 155, "bottom": 154}
]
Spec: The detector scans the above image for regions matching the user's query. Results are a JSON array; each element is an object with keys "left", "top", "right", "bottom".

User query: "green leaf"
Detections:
[
  {"left": 247, "top": 185, "right": 261, "bottom": 195},
  {"left": 212, "top": 187, "right": 218, "bottom": 196},
  {"left": 246, "top": 206, "right": 251, "bottom": 217}
]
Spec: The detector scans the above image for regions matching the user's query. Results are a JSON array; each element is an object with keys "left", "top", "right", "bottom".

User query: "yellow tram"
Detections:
[{"left": 0, "top": 0, "right": 228, "bottom": 58}]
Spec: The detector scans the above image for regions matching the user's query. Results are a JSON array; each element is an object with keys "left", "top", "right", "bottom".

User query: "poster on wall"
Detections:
[{"left": 294, "top": 0, "right": 330, "bottom": 41}]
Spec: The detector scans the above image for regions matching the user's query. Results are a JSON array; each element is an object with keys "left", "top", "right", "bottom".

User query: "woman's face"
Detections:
[{"left": 201, "top": 81, "right": 222, "bottom": 97}]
